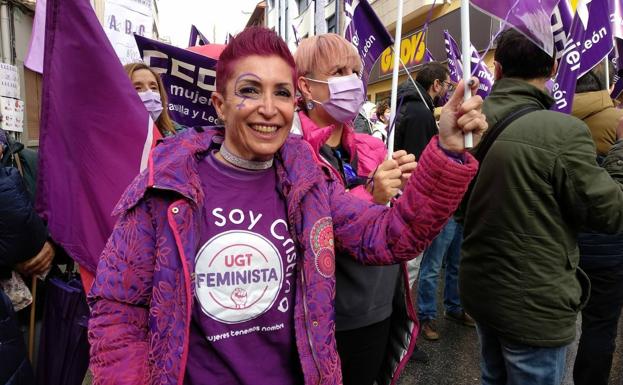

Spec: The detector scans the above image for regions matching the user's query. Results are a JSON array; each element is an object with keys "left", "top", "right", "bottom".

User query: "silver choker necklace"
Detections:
[{"left": 219, "top": 144, "right": 274, "bottom": 170}]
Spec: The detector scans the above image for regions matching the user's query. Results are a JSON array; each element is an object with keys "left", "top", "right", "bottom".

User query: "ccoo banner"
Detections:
[{"left": 135, "top": 34, "right": 219, "bottom": 127}]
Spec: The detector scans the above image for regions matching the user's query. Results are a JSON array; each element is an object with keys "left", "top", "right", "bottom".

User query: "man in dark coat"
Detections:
[
  {"left": 394, "top": 62, "right": 452, "bottom": 160},
  {"left": 395, "top": 62, "right": 472, "bottom": 342}
]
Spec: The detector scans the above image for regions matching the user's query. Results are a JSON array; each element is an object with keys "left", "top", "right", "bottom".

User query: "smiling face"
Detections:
[{"left": 212, "top": 55, "right": 296, "bottom": 162}]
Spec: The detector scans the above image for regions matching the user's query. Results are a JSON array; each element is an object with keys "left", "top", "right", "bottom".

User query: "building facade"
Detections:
[
  {"left": 366, "top": 0, "right": 499, "bottom": 102},
  {"left": 262, "top": 0, "right": 340, "bottom": 51}
]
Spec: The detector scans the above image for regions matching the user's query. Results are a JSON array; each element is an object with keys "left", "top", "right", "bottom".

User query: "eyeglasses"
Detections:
[{"left": 442, "top": 81, "right": 455, "bottom": 92}]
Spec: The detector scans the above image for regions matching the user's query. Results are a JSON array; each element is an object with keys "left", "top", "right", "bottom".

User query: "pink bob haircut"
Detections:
[
  {"left": 294, "top": 33, "right": 362, "bottom": 78},
  {"left": 215, "top": 27, "right": 297, "bottom": 95}
]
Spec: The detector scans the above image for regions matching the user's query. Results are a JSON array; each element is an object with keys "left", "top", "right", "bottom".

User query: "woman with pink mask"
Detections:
[
  {"left": 294, "top": 34, "right": 483, "bottom": 385},
  {"left": 124, "top": 63, "right": 179, "bottom": 137},
  {"left": 88, "top": 27, "right": 485, "bottom": 385}
]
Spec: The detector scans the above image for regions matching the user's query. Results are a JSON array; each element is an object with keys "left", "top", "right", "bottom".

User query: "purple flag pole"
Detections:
[
  {"left": 386, "top": 0, "right": 404, "bottom": 158},
  {"left": 461, "top": 0, "right": 473, "bottom": 148},
  {"left": 37, "top": 0, "right": 155, "bottom": 273}
]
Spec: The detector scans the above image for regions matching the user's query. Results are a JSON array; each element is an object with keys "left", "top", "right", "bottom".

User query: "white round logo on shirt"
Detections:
[{"left": 195, "top": 230, "right": 284, "bottom": 324}]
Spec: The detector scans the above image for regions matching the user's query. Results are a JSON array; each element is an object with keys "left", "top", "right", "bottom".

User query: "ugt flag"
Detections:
[
  {"left": 551, "top": 0, "right": 613, "bottom": 113},
  {"left": 344, "top": 0, "right": 393, "bottom": 89},
  {"left": 471, "top": 0, "right": 560, "bottom": 56},
  {"left": 188, "top": 24, "right": 209, "bottom": 47},
  {"left": 443, "top": 30, "right": 494, "bottom": 98},
  {"left": 135, "top": 35, "right": 219, "bottom": 127},
  {"left": 37, "top": 0, "right": 157, "bottom": 274}
]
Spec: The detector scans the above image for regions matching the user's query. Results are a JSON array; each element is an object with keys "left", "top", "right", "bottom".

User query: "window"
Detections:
[
  {"left": 327, "top": 14, "right": 336, "bottom": 34},
  {"left": 297, "top": 0, "right": 308, "bottom": 14}
]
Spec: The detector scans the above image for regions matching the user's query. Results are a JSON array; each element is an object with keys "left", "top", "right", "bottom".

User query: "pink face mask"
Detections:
[
  {"left": 138, "top": 90, "right": 163, "bottom": 122},
  {"left": 307, "top": 74, "right": 365, "bottom": 123}
]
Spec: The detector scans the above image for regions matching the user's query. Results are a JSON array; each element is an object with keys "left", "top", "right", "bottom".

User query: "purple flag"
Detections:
[
  {"left": 425, "top": 48, "right": 435, "bottom": 62},
  {"left": 443, "top": 30, "right": 494, "bottom": 98},
  {"left": 37, "top": 0, "right": 156, "bottom": 273},
  {"left": 552, "top": 0, "right": 614, "bottom": 113},
  {"left": 292, "top": 24, "right": 300, "bottom": 46},
  {"left": 444, "top": 30, "right": 463, "bottom": 83},
  {"left": 188, "top": 24, "right": 209, "bottom": 47},
  {"left": 609, "top": 0, "right": 623, "bottom": 39},
  {"left": 611, "top": 37, "right": 623, "bottom": 98},
  {"left": 24, "top": 0, "right": 46, "bottom": 73},
  {"left": 135, "top": 34, "right": 219, "bottom": 127},
  {"left": 471, "top": 0, "right": 560, "bottom": 56},
  {"left": 344, "top": 0, "right": 393, "bottom": 88},
  {"left": 551, "top": 0, "right": 574, "bottom": 57}
]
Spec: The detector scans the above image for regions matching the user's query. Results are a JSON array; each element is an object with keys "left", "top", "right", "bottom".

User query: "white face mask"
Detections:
[{"left": 306, "top": 74, "right": 365, "bottom": 123}]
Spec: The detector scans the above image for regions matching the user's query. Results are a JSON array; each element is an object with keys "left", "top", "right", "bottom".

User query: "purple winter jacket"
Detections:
[{"left": 88, "top": 127, "right": 478, "bottom": 385}]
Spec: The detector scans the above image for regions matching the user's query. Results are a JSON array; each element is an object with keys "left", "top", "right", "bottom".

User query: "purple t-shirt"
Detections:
[{"left": 184, "top": 152, "right": 303, "bottom": 385}]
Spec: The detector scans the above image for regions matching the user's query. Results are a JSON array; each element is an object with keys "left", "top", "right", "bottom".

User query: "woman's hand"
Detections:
[
  {"left": 367, "top": 158, "right": 402, "bottom": 204},
  {"left": 16, "top": 241, "right": 55, "bottom": 276},
  {"left": 392, "top": 150, "right": 417, "bottom": 189},
  {"left": 438, "top": 77, "right": 488, "bottom": 152}
]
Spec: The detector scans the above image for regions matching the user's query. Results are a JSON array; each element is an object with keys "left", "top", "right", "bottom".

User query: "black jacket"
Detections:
[
  {"left": 394, "top": 80, "right": 437, "bottom": 160},
  {"left": 353, "top": 113, "right": 373, "bottom": 135},
  {"left": 0, "top": 166, "right": 47, "bottom": 278}
]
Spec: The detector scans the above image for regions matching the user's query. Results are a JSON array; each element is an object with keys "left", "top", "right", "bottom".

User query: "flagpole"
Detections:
[
  {"left": 461, "top": 0, "right": 473, "bottom": 148},
  {"left": 386, "top": 0, "right": 404, "bottom": 158},
  {"left": 605, "top": 59, "right": 610, "bottom": 90}
]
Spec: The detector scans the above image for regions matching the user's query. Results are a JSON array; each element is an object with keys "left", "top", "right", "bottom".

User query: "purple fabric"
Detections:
[
  {"left": 443, "top": 30, "right": 494, "bottom": 98},
  {"left": 188, "top": 24, "right": 209, "bottom": 47},
  {"left": 0, "top": 128, "right": 7, "bottom": 146},
  {"left": 87, "top": 128, "right": 479, "bottom": 385},
  {"left": 344, "top": 0, "right": 393, "bottom": 90},
  {"left": 24, "top": 0, "right": 46, "bottom": 73},
  {"left": 36, "top": 277, "right": 90, "bottom": 385},
  {"left": 471, "top": 0, "right": 560, "bottom": 56},
  {"left": 444, "top": 30, "right": 463, "bottom": 83},
  {"left": 135, "top": 35, "right": 219, "bottom": 127},
  {"left": 185, "top": 153, "right": 301, "bottom": 384},
  {"left": 551, "top": 0, "right": 614, "bottom": 113},
  {"left": 36, "top": 0, "right": 153, "bottom": 272}
]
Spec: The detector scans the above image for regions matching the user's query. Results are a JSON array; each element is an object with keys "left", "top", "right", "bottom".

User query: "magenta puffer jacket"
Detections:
[{"left": 88, "top": 127, "right": 478, "bottom": 385}]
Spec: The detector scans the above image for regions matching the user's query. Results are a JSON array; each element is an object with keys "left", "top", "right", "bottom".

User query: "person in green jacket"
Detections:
[{"left": 459, "top": 28, "right": 623, "bottom": 385}]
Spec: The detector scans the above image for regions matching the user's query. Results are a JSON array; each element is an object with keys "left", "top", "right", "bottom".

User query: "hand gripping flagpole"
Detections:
[
  {"left": 461, "top": 0, "right": 473, "bottom": 148},
  {"left": 386, "top": 0, "right": 404, "bottom": 158}
]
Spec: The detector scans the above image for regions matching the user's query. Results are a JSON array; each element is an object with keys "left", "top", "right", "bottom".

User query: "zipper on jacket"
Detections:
[{"left": 287, "top": 217, "right": 322, "bottom": 384}]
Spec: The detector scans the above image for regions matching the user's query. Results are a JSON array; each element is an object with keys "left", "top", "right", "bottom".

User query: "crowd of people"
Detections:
[{"left": 1, "top": 23, "right": 623, "bottom": 385}]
